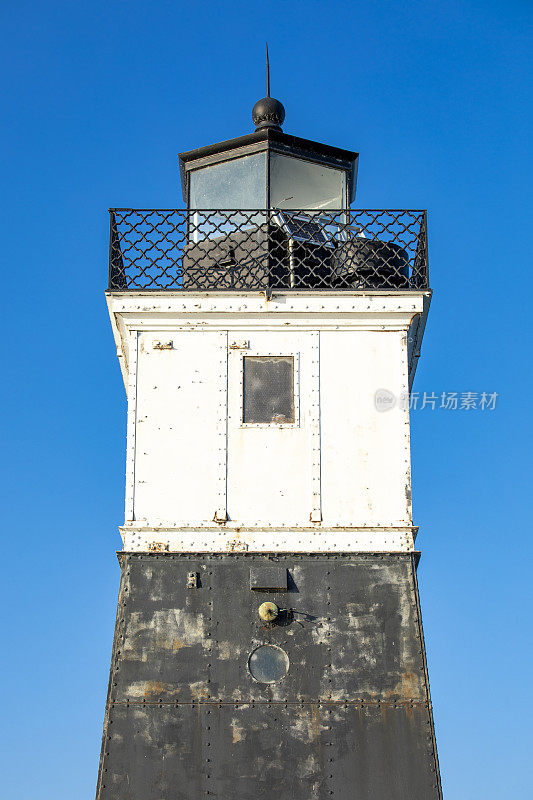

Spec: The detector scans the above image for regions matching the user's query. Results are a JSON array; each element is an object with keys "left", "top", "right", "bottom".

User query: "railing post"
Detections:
[
  {"left": 267, "top": 208, "right": 273, "bottom": 290},
  {"left": 108, "top": 211, "right": 126, "bottom": 290},
  {"left": 412, "top": 211, "right": 429, "bottom": 289},
  {"left": 423, "top": 211, "right": 429, "bottom": 289}
]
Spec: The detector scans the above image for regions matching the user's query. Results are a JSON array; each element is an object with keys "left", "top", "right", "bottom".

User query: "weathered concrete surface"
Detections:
[{"left": 96, "top": 553, "right": 441, "bottom": 799}]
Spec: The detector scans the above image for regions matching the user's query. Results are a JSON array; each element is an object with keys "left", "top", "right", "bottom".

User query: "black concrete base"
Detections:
[{"left": 96, "top": 552, "right": 442, "bottom": 799}]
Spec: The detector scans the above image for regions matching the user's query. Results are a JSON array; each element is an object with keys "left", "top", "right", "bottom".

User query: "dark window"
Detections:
[
  {"left": 243, "top": 356, "right": 294, "bottom": 424},
  {"left": 248, "top": 645, "right": 289, "bottom": 683}
]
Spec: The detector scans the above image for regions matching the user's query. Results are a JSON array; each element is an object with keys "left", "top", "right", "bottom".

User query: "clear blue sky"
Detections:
[{"left": 1, "top": 0, "right": 531, "bottom": 797}]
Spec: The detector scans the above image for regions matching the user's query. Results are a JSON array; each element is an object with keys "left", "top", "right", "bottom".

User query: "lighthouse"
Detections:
[{"left": 96, "top": 87, "right": 442, "bottom": 799}]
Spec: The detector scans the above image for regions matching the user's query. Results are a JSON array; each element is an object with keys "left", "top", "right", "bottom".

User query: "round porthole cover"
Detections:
[{"left": 248, "top": 644, "right": 289, "bottom": 683}]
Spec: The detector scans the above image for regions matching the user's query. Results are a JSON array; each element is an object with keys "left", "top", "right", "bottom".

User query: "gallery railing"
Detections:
[{"left": 108, "top": 209, "right": 429, "bottom": 291}]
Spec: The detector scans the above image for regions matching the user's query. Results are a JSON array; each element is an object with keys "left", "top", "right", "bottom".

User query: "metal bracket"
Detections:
[
  {"left": 148, "top": 541, "right": 169, "bottom": 552},
  {"left": 228, "top": 539, "right": 249, "bottom": 552},
  {"left": 187, "top": 571, "right": 199, "bottom": 589}
]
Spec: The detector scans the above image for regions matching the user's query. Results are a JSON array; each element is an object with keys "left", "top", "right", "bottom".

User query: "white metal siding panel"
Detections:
[
  {"left": 120, "top": 526, "right": 415, "bottom": 552},
  {"left": 133, "top": 331, "right": 226, "bottom": 524},
  {"left": 320, "top": 330, "right": 411, "bottom": 527},
  {"left": 227, "top": 332, "right": 313, "bottom": 526}
]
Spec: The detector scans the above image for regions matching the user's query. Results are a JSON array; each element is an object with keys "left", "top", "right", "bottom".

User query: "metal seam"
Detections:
[{"left": 124, "top": 331, "right": 138, "bottom": 521}]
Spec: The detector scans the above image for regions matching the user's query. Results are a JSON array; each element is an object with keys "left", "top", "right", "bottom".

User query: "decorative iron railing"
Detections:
[{"left": 108, "top": 209, "right": 429, "bottom": 291}]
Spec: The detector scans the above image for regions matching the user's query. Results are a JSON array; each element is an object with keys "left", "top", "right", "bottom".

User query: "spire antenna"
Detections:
[
  {"left": 266, "top": 42, "right": 270, "bottom": 97},
  {"left": 252, "top": 44, "right": 285, "bottom": 131}
]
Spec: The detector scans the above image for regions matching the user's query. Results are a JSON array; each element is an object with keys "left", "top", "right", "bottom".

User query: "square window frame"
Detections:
[{"left": 239, "top": 351, "right": 300, "bottom": 429}]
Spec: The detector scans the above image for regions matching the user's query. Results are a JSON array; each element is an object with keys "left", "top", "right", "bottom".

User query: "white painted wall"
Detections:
[{"left": 107, "top": 292, "right": 427, "bottom": 551}]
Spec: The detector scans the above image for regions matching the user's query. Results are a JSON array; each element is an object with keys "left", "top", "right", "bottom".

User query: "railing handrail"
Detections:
[{"left": 109, "top": 207, "right": 428, "bottom": 213}]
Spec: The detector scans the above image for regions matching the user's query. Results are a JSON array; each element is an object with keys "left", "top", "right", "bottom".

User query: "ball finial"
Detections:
[{"left": 252, "top": 96, "right": 286, "bottom": 131}]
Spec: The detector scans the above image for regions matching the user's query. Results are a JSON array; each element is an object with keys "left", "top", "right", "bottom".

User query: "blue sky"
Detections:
[{"left": 1, "top": 0, "right": 531, "bottom": 797}]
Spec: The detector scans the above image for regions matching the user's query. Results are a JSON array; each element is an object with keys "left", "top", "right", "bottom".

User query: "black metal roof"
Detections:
[{"left": 178, "top": 127, "right": 359, "bottom": 203}]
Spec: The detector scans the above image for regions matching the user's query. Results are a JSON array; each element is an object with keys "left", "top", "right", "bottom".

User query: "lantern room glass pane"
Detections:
[
  {"left": 269, "top": 153, "right": 346, "bottom": 210},
  {"left": 189, "top": 153, "right": 267, "bottom": 209}
]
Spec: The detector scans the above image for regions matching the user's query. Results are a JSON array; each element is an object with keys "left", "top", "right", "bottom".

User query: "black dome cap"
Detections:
[{"left": 252, "top": 96, "right": 286, "bottom": 131}]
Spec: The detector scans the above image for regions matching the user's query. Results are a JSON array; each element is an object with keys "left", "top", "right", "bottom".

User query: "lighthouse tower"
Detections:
[{"left": 96, "top": 91, "right": 441, "bottom": 799}]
